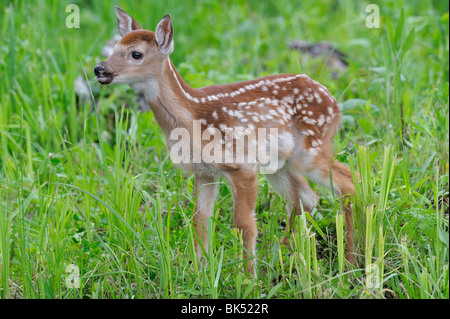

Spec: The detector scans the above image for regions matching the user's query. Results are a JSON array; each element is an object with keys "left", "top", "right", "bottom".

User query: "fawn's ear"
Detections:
[
  {"left": 114, "top": 6, "right": 142, "bottom": 37},
  {"left": 155, "top": 14, "right": 174, "bottom": 55}
]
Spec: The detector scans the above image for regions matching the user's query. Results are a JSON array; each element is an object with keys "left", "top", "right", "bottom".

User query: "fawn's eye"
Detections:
[{"left": 131, "top": 51, "right": 143, "bottom": 60}]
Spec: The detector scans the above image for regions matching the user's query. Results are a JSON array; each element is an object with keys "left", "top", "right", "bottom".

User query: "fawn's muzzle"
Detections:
[
  {"left": 94, "top": 62, "right": 113, "bottom": 84},
  {"left": 94, "top": 65, "right": 105, "bottom": 76}
]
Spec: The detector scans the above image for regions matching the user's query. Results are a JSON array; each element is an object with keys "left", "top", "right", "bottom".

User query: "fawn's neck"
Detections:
[{"left": 136, "top": 58, "right": 198, "bottom": 135}]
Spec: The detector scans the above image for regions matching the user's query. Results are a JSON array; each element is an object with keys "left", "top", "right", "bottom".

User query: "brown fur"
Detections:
[{"left": 120, "top": 30, "right": 155, "bottom": 46}]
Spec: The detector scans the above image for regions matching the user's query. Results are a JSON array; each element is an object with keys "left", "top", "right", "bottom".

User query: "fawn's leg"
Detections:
[
  {"left": 305, "top": 160, "right": 357, "bottom": 265},
  {"left": 330, "top": 161, "right": 357, "bottom": 265},
  {"left": 193, "top": 174, "right": 218, "bottom": 261},
  {"left": 227, "top": 169, "right": 259, "bottom": 276},
  {"left": 264, "top": 166, "right": 318, "bottom": 245}
]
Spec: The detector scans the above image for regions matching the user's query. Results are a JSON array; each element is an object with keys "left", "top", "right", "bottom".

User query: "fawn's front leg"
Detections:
[
  {"left": 193, "top": 174, "right": 218, "bottom": 261},
  {"left": 227, "top": 169, "right": 259, "bottom": 276}
]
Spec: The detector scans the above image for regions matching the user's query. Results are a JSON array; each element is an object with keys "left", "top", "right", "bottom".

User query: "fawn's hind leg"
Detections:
[
  {"left": 304, "top": 159, "right": 357, "bottom": 265},
  {"left": 264, "top": 165, "right": 318, "bottom": 245}
]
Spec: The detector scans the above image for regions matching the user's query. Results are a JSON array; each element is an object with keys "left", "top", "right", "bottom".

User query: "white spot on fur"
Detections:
[
  {"left": 304, "top": 117, "right": 316, "bottom": 125},
  {"left": 314, "top": 93, "right": 322, "bottom": 104},
  {"left": 269, "top": 109, "right": 278, "bottom": 117},
  {"left": 317, "top": 114, "right": 325, "bottom": 126}
]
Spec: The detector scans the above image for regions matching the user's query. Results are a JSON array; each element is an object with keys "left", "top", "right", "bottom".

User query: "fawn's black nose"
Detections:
[{"left": 94, "top": 65, "right": 105, "bottom": 76}]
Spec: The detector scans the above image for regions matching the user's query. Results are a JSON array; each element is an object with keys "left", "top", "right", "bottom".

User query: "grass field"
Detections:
[{"left": 0, "top": 0, "right": 448, "bottom": 299}]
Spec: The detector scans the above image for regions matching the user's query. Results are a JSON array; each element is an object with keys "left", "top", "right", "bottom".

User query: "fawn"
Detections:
[{"left": 95, "top": 6, "right": 357, "bottom": 275}]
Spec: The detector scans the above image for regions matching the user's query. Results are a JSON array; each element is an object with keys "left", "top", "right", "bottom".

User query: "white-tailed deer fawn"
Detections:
[{"left": 95, "top": 6, "right": 357, "bottom": 275}]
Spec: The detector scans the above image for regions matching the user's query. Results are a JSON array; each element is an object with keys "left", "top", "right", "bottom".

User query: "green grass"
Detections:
[{"left": 0, "top": 0, "right": 448, "bottom": 299}]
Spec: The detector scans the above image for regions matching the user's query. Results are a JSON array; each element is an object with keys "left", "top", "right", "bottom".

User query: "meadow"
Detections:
[{"left": 0, "top": 0, "right": 448, "bottom": 299}]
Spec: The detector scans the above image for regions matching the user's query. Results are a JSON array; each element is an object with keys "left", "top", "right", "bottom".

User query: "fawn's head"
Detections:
[{"left": 95, "top": 6, "right": 174, "bottom": 86}]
